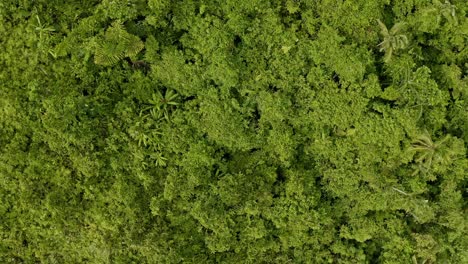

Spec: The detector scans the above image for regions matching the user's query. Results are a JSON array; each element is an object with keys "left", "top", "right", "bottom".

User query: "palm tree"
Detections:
[
  {"left": 141, "top": 90, "right": 179, "bottom": 121},
  {"left": 438, "top": 0, "right": 457, "bottom": 24},
  {"left": 409, "top": 132, "right": 453, "bottom": 174},
  {"left": 377, "top": 19, "right": 409, "bottom": 63},
  {"left": 94, "top": 21, "right": 144, "bottom": 66}
]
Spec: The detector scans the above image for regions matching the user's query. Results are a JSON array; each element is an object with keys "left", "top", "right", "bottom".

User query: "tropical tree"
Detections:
[
  {"left": 409, "top": 132, "right": 457, "bottom": 176},
  {"left": 93, "top": 20, "right": 144, "bottom": 66},
  {"left": 377, "top": 19, "right": 409, "bottom": 62},
  {"left": 438, "top": 0, "right": 457, "bottom": 24},
  {"left": 141, "top": 89, "right": 179, "bottom": 121}
]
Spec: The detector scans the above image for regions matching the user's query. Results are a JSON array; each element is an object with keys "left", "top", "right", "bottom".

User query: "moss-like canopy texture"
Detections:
[{"left": 1, "top": 0, "right": 467, "bottom": 263}]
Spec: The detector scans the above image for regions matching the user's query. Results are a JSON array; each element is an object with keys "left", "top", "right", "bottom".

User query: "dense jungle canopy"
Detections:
[{"left": 0, "top": 0, "right": 467, "bottom": 263}]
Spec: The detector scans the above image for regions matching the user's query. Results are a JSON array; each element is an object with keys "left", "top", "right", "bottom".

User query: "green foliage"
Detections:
[
  {"left": 141, "top": 89, "right": 180, "bottom": 122},
  {"left": 1, "top": 0, "right": 467, "bottom": 263},
  {"left": 410, "top": 133, "right": 453, "bottom": 172},
  {"left": 93, "top": 20, "right": 144, "bottom": 66},
  {"left": 377, "top": 19, "right": 409, "bottom": 62}
]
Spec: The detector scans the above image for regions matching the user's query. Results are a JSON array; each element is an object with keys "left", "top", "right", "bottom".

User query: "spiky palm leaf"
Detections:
[
  {"left": 124, "top": 35, "right": 145, "bottom": 58},
  {"left": 94, "top": 21, "right": 144, "bottom": 66},
  {"left": 94, "top": 39, "right": 126, "bottom": 65},
  {"left": 140, "top": 90, "right": 180, "bottom": 121}
]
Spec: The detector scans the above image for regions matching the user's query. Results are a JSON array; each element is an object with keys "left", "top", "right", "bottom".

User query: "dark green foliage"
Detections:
[{"left": 1, "top": 0, "right": 467, "bottom": 263}]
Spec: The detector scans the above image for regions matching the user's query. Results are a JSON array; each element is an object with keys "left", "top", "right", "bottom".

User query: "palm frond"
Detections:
[
  {"left": 389, "top": 22, "right": 406, "bottom": 35},
  {"left": 93, "top": 20, "right": 145, "bottom": 66},
  {"left": 125, "top": 36, "right": 144, "bottom": 58},
  {"left": 377, "top": 19, "right": 389, "bottom": 37},
  {"left": 383, "top": 48, "right": 393, "bottom": 63}
]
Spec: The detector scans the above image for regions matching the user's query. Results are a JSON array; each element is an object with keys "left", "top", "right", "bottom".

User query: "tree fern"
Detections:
[{"left": 94, "top": 21, "right": 144, "bottom": 66}]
